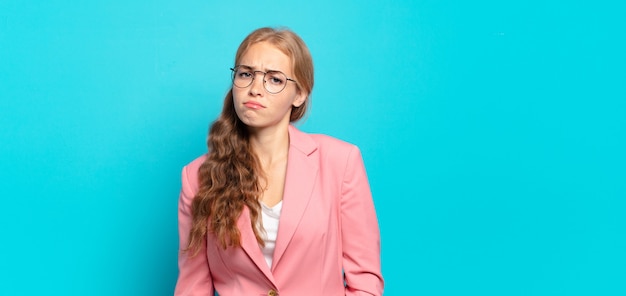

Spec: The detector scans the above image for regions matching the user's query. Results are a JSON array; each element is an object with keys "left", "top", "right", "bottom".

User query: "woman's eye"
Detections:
[
  {"left": 268, "top": 75, "right": 284, "bottom": 85},
  {"left": 238, "top": 71, "right": 252, "bottom": 78}
]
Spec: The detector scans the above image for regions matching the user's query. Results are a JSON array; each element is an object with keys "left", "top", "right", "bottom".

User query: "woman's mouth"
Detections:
[{"left": 243, "top": 101, "right": 265, "bottom": 109}]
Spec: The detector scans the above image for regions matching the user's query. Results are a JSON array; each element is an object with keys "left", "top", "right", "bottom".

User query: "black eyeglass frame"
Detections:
[{"left": 230, "top": 66, "right": 297, "bottom": 94}]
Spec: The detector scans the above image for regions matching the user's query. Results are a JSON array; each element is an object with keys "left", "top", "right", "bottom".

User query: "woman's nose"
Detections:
[{"left": 249, "top": 72, "right": 265, "bottom": 95}]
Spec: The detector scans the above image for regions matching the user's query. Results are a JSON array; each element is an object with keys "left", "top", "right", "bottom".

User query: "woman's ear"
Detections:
[{"left": 292, "top": 91, "right": 308, "bottom": 108}]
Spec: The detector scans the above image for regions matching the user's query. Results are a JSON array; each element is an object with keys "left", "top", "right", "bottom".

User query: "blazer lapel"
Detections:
[
  {"left": 237, "top": 206, "right": 277, "bottom": 286},
  {"left": 272, "top": 125, "right": 319, "bottom": 270}
]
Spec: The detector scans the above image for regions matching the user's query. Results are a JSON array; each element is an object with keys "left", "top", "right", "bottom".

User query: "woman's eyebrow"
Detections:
[{"left": 238, "top": 64, "right": 283, "bottom": 73}]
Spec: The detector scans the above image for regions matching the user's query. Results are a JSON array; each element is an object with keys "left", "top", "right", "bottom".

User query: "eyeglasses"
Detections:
[{"left": 230, "top": 66, "right": 297, "bottom": 94}]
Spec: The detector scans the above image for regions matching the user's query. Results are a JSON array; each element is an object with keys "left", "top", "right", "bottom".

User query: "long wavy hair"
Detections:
[{"left": 186, "top": 27, "right": 314, "bottom": 254}]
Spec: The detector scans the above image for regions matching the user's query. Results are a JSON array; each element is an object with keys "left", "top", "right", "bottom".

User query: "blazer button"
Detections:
[{"left": 268, "top": 289, "right": 278, "bottom": 296}]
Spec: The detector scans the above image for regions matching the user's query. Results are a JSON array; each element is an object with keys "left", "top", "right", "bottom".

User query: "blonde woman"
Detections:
[{"left": 175, "top": 27, "right": 383, "bottom": 296}]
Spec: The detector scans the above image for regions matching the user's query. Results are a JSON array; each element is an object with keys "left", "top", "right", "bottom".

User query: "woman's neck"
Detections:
[{"left": 249, "top": 125, "right": 290, "bottom": 168}]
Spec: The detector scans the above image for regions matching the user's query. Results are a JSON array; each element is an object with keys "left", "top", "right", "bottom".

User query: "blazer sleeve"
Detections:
[
  {"left": 341, "top": 146, "right": 384, "bottom": 295},
  {"left": 174, "top": 164, "right": 214, "bottom": 296}
]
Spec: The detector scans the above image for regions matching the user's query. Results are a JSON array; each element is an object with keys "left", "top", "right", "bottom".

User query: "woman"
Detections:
[{"left": 175, "top": 27, "right": 384, "bottom": 296}]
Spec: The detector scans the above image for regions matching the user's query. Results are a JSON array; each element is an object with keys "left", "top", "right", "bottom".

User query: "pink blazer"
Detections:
[{"left": 175, "top": 125, "right": 383, "bottom": 296}]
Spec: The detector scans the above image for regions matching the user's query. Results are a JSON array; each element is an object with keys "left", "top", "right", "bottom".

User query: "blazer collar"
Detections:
[
  {"left": 286, "top": 125, "right": 318, "bottom": 156},
  {"left": 272, "top": 125, "right": 319, "bottom": 269},
  {"left": 236, "top": 125, "right": 320, "bottom": 282}
]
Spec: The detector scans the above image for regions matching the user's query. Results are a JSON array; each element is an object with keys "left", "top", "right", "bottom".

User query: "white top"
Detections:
[{"left": 259, "top": 200, "right": 282, "bottom": 268}]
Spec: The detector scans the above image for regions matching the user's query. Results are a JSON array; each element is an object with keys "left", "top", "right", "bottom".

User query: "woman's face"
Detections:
[{"left": 232, "top": 41, "right": 306, "bottom": 131}]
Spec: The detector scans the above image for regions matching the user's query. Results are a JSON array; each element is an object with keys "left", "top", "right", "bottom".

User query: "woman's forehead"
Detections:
[{"left": 238, "top": 42, "right": 292, "bottom": 73}]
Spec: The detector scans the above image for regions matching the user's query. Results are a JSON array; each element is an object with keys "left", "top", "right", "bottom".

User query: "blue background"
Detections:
[{"left": 1, "top": 0, "right": 625, "bottom": 295}]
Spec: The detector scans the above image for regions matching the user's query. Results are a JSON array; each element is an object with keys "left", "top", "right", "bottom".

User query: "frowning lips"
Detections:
[{"left": 243, "top": 100, "right": 266, "bottom": 109}]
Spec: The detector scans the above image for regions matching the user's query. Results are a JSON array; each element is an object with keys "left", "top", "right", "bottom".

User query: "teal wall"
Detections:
[{"left": 1, "top": 1, "right": 624, "bottom": 295}]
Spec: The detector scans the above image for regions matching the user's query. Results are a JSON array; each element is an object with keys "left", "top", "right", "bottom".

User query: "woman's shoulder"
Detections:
[
  {"left": 309, "top": 133, "right": 356, "bottom": 151},
  {"left": 292, "top": 127, "right": 361, "bottom": 161},
  {"left": 183, "top": 154, "right": 207, "bottom": 174},
  {"left": 179, "top": 154, "right": 207, "bottom": 192}
]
